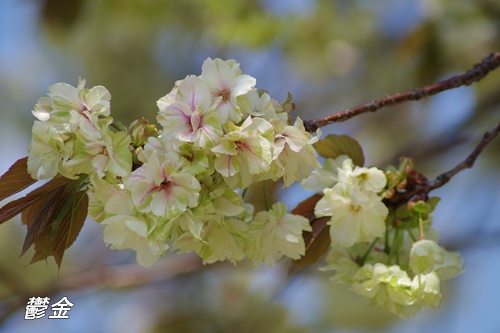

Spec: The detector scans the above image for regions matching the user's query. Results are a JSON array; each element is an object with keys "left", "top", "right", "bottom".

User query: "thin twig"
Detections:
[
  {"left": 388, "top": 122, "right": 500, "bottom": 204},
  {"left": 303, "top": 52, "right": 500, "bottom": 132},
  {"left": 0, "top": 253, "right": 203, "bottom": 324},
  {"left": 425, "top": 121, "right": 500, "bottom": 192}
]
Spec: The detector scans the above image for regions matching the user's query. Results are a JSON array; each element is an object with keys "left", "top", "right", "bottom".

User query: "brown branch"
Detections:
[
  {"left": 0, "top": 253, "right": 204, "bottom": 324},
  {"left": 425, "top": 121, "right": 500, "bottom": 192},
  {"left": 303, "top": 52, "right": 500, "bottom": 132},
  {"left": 387, "top": 121, "right": 500, "bottom": 205}
]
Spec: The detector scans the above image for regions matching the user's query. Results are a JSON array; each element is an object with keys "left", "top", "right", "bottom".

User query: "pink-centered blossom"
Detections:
[
  {"left": 157, "top": 75, "right": 222, "bottom": 149},
  {"left": 201, "top": 58, "right": 256, "bottom": 123},
  {"left": 211, "top": 117, "right": 273, "bottom": 188},
  {"left": 124, "top": 152, "right": 201, "bottom": 219}
]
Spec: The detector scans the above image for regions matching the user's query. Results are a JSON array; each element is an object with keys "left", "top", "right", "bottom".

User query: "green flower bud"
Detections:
[{"left": 128, "top": 117, "right": 158, "bottom": 148}]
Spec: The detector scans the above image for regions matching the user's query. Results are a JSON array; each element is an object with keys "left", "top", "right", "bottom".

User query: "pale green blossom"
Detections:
[
  {"left": 247, "top": 203, "right": 311, "bottom": 265},
  {"left": 87, "top": 178, "right": 130, "bottom": 222},
  {"left": 174, "top": 217, "right": 248, "bottom": 264},
  {"left": 32, "top": 78, "right": 111, "bottom": 134},
  {"left": 102, "top": 213, "right": 168, "bottom": 267},
  {"left": 352, "top": 263, "right": 416, "bottom": 317},
  {"left": 350, "top": 166, "right": 387, "bottom": 193},
  {"left": 434, "top": 249, "right": 464, "bottom": 281},
  {"left": 27, "top": 121, "right": 72, "bottom": 179},
  {"left": 238, "top": 89, "right": 287, "bottom": 121},
  {"left": 301, "top": 155, "right": 353, "bottom": 192},
  {"left": 156, "top": 79, "right": 181, "bottom": 111},
  {"left": 315, "top": 183, "right": 388, "bottom": 247},
  {"left": 412, "top": 271, "right": 442, "bottom": 308},
  {"left": 268, "top": 117, "right": 321, "bottom": 187},
  {"left": 140, "top": 136, "right": 210, "bottom": 177},
  {"left": 320, "top": 246, "right": 361, "bottom": 284},
  {"left": 212, "top": 117, "right": 273, "bottom": 188},
  {"left": 96, "top": 184, "right": 172, "bottom": 267},
  {"left": 64, "top": 128, "right": 132, "bottom": 179}
]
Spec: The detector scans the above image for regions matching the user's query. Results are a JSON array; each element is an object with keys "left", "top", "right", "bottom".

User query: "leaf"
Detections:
[
  {"left": 291, "top": 193, "right": 323, "bottom": 222},
  {"left": 0, "top": 157, "right": 37, "bottom": 202},
  {"left": 0, "top": 171, "right": 89, "bottom": 269},
  {"left": 21, "top": 183, "right": 69, "bottom": 256},
  {"left": 29, "top": 189, "right": 88, "bottom": 267},
  {"left": 53, "top": 191, "right": 88, "bottom": 266},
  {"left": 15, "top": 176, "right": 89, "bottom": 268},
  {"left": 289, "top": 217, "right": 331, "bottom": 276},
  {"left": 289, "top": 194, "right": 331, "bottom": 275},
  {"left": 313, "top": 134, "right": 365, "bottom": 166},
  {"left": 0, "top": 177, "right": 70, "bottom": 226}
]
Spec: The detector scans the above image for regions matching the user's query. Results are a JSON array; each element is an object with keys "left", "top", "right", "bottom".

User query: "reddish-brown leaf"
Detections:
[
  {"left": 28, "top": 221, "right": 52, "bottom": 264},
  {"left": 306, "top": 217, "right": 329, "bottom": 249},
  {"left": 0, "top": 177, "right": 70, "bottom": 226},
  {"left": 21, "top": 184, "right": 68, "bottom": 256},
  {"left": 0, "top": 157, "right": 37, "bottom": 202},
  {"left": 289, "top": 217, "right": 331, "bottom": 275},
  {"left": 289, "top": 194, "right": 332, "bottom": 275},
  {"left": 291, "top": 193, "right": 324, "bottom": 221},
  {"left": 0, "top": 171, "right": 89, "bottom": 268},
  {"left": 51, "top": 191, "right": 88, "bottom": 267},
  {"left": 28, "top": 184, "right": 89, "bottom": 268},
  {"left": 21, "top": 198, "right": 45, "bottom": 226}
]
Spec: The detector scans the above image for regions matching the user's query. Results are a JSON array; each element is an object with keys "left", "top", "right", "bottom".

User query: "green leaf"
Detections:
[
  {"left": 411, "top": 201, "right": 428, "bottom": 214},
  {"left": 281, "top": 92, "right": 295, "bottom": 113},
  {"left": 313, "top": 134, "right": 365, "bottom": 166},
  {"left": 427, "top": 197, "right": 441, "bottom": 212},
  {"left": 0, "top": 157, "right": 37, "bottom": 202},
  {"left": 394, "top": 204, "right": 411, "bottom": 219}
]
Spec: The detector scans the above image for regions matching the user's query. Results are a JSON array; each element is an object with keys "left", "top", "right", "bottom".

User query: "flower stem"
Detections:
[
  {"left": 384, "top": 222, "right": 390, "bottom": 254},
  {"left": 388, "top": 228, "right": 402, "bottom": 265},
  {"left": 263, "top": 180, "right": 270, "bottom": 211},
  {"left": 408, "top": 228, "right": 418, "bottom": 242},
  {"left": 418, "top": 213, "right": 424, "bottom": 240},
  {"left": 360, "top": 238, "right": 378, "bottom": 265}
]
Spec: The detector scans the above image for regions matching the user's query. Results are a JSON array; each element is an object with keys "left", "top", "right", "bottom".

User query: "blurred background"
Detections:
[{"left": 1, "top": 0, "right": 500, "bottom": 332}]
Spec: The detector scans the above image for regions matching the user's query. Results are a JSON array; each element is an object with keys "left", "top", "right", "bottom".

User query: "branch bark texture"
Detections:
[{"left": 303, "top": 52, "right": 500, "bottom": 132}]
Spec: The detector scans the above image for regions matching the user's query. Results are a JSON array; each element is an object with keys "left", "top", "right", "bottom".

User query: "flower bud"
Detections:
[{"left": 128, "top": 117, "right": 158, "bottom": 148}]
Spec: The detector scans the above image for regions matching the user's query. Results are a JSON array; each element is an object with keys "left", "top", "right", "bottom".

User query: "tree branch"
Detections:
[
  {"left": 425, "top": 121, "right": 500, "bottom": 192},
  {"left": 303, "top": 52, "right": 500, "bottom": 132},
  {"left": 387, "top": 121, "right": 500, "bottom": 205},
  {"left": 0, "top": 254, "right": 204, "bottom": 324}
]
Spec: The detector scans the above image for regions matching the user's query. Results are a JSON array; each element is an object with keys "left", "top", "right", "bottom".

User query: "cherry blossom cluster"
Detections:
[
  {"left": 25, "top": 57, "right": 464, "bottom": 318},
  {"left": 301, "top": 156, "right": 463, "bottom": 317},
  {"left": 27, "top": 58, "right": 320, "bottom": 267}
]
